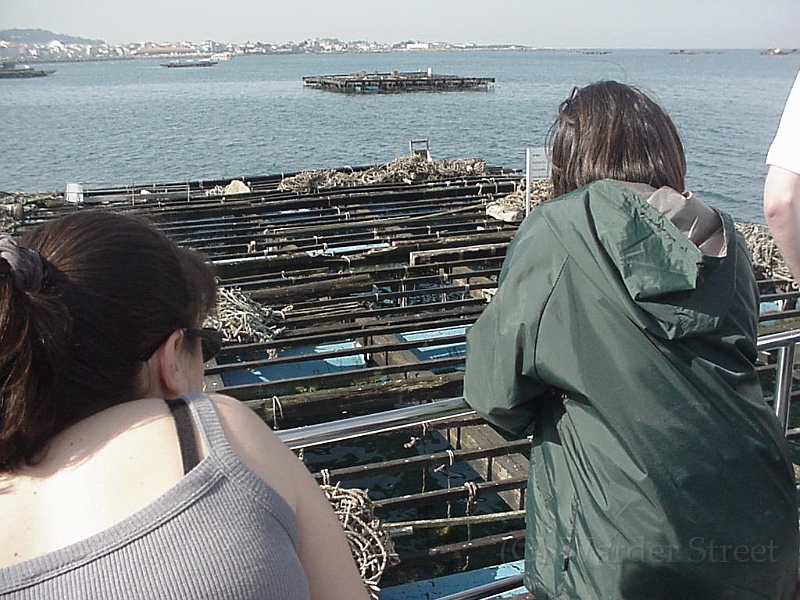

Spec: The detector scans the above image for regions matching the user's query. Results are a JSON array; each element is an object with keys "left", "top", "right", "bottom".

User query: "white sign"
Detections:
[
  {"left": 66, "top": 182, "right": 84, "bottom": 204},
  {"left": 527, "top": 147, "right": 551, "bottom": 179}
]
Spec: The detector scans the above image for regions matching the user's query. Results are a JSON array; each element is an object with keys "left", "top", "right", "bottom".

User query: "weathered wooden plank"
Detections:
[{"left": 246, "top": 372, "right": 466, "bottom": 425}]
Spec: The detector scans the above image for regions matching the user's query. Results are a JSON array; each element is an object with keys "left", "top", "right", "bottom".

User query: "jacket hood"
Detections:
[{"left": 543, "top": 179, "right": 739, "bottom": 340}]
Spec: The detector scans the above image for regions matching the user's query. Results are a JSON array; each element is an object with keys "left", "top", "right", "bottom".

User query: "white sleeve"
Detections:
[{"left": 767, "top": 71, "right": 800, "bottom": 175}]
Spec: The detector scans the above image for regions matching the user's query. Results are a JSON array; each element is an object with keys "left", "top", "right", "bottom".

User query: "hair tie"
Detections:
[{"left": 0, "top": 233, "right": 45, "bottom": 293}]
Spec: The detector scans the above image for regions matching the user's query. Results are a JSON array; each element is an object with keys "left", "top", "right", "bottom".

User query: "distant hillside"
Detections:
[{"left": 0, "top": 28, "right": 104, "bottom": 45}]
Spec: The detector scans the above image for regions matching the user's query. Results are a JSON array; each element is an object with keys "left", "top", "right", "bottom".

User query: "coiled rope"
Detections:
[{"left": 321, "top": 484, "right": 399, "bottom": 598}]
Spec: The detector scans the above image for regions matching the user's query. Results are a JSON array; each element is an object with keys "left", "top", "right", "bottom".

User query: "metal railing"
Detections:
[
  {"left": 277, "top": 396, "right": 474, "bottom": 450},
  {"left": 435, "top": 575, "right": 525, "bottom": 600},
  {"left": 278, "top": 329, "right": 800, "bottom": 450},
  {"left": 274, "top": 328, "right": 800, "bottom": 600},
  {"left": 757, "top": 328, "right": 800, "bottom": 433}
]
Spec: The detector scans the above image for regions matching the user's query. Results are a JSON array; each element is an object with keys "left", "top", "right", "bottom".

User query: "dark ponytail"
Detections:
[{"left": 0, "top": 252, "right": 70, "bottom": 470}]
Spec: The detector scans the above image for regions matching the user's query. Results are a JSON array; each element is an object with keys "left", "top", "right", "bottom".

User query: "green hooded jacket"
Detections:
[{"left": 463, "top": 180, "right": 799, "bottom": 599}]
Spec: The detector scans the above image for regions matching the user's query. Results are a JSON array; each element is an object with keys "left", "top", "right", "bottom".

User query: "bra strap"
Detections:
[{"left": 165, "top": 397, "right": 200, "bottom": 474}]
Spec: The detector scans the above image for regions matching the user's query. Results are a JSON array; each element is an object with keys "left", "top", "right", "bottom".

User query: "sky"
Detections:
[{"left": 2, "top": 0, "right": 799, "bottom": 49}]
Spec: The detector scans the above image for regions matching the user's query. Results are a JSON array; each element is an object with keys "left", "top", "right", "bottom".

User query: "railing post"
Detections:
[
  {"left": 757, "top": 329, "right": 800, "bottom": 434},
  {"left": 525, "top": 149, "right": 531, "bottom": 217},
  {"left": 774, "top": 343, "right": 796, "bottom": 433}
]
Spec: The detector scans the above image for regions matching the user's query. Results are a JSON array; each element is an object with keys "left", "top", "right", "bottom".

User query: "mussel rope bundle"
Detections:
[
  {"left": 485, "top": 178, "right": 553, "bottom": 222},
  {"left": 277, "top": 155, "right": 487, "bottom": 192},
  {"left": 204, "top": 287, "right": 291, "bottom": 348},
  {"left": 320, "top": 483, "right": 399, "bottom": 598},
  {"left": 735, "top": 221, "right": 796, "bottom": 288}
]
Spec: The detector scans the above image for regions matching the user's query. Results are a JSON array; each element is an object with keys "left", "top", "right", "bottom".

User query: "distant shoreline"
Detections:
[
  {"left": 9, "top": 46, "right": 538, "bottom": 65},
  {"left": 8, "top": 47, "right": 782, "bottom": 65}
]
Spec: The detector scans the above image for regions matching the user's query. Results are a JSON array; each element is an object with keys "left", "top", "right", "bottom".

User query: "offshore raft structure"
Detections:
[{"left": 303, "top": 68, "right": 495, "bottom": 93}]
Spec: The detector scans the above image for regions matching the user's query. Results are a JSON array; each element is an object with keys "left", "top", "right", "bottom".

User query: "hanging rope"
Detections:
[
  {"left": 270, "top": 395, "right": 283, "bottom": 430},
  {"left": 319, "top": 468, "right": 331, "bottom": 486},
  {"left": 464, "top": 481, "right": 479, "bottom": 516},
  {"left": 445, "top": 449, "right": 456, "bottom": 520}
]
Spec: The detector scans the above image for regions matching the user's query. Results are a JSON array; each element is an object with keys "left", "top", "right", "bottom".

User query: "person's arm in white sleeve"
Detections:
[
  {"left": 765, "top": 71, "right": 800, "bottom": 281},
  {"left": 765, "top": 165, "right": 800, "bottom": 281}
]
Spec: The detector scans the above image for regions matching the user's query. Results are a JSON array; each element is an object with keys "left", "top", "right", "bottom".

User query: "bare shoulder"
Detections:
[
  {"left": 205, "top": 393, "right": 307, "bottom": 507},
  {"left": 205, "top": 393, "right": 286, "bottom": 450}
]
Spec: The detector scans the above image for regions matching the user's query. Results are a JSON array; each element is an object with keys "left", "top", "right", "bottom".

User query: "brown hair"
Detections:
[
  {"left": 548, "top": 81, "right": 686, "bottom": 198},
  {"left": 0, "top": 211, "right": 217, "bottom": 471}
]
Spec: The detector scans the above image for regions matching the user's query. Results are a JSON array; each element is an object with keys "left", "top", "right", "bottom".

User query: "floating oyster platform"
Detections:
[
  {"left": 161, "top": 58, "right": 218, "bottom": 68},
  {"left": 303, "top": 69, "right": 495, "bottom": 93}
]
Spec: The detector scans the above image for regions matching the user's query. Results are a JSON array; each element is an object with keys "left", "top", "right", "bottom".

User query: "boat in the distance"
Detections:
[
  {"left": 161, "top": 58, "right": 218, "bottom": 68},
  {"left": 0, "top": 61, "right": 55, "bottom": 78}
]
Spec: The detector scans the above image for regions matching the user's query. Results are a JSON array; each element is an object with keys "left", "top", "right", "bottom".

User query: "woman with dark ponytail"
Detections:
[{"left": 0, "top": 211, "right": 368, "bottom": 600}]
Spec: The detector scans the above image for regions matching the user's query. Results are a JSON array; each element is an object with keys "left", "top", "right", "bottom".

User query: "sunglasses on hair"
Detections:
[{"left": 183, "top": 328, "right": 223, "bottom": 362}]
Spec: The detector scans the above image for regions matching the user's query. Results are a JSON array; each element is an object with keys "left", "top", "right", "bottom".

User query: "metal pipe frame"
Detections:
[
  {"left": 434, "top": 574, "right": 525, "bottom": 600},
  {"left": 277, "top": 396, "right": 473, "bottom": 450}
]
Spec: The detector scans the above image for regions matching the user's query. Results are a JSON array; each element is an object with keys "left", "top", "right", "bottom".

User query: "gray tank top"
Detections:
[{"left": 0, "top": 391, "right": 311, "bottom": 599}]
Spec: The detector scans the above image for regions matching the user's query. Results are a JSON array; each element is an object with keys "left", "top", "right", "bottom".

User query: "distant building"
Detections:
[
  {"left": 133, "top": 44, "right": 198, "bottom": 58},
  {"left": 0, "top": 29, "right": 534, "bottom": 63}
]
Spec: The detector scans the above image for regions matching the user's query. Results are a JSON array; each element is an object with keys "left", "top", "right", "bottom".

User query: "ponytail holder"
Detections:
[{"left": 0, "top": 233, "right": 45, "bottom": 293}]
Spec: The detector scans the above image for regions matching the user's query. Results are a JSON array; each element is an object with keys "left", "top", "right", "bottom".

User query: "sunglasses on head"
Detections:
[{"left": 183, "top": 328, "right": 223, "bottom": 362}]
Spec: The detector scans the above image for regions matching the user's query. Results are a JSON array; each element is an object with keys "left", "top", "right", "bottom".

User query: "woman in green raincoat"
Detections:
[{"left": 463, "top": 81, "right": 799, "bottom": 599}]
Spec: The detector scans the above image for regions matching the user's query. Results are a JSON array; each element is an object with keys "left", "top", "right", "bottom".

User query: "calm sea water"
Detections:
[{"left": 2, "top": 49, "right": 799, "bottom": 223}]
